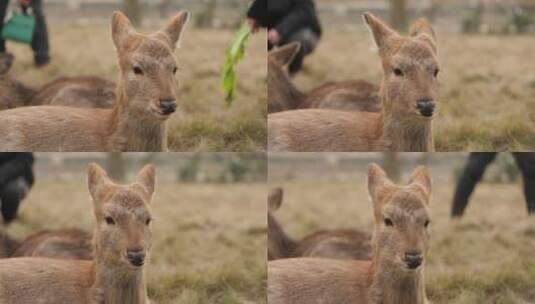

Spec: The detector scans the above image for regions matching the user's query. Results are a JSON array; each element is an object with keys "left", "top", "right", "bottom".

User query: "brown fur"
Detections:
[
  {"left": 268, "top": 188, "right": 372, "bottom": 261},
  {"left": 268, "top": 42, "right": 380, "bottom": 113},
  {"left": 0, "top": 163, "right": 157, "bottom": 304},
  {"left": 268, "top": 164, "right": 432, "bottom": 304},
  {"left": 12, "top": 229, "right": 92, "bottom": 260},
  {"left": 0, "top": 11, "right": 189, "bottom": 152},
  {"left": 268, "top": 13, "right": 439, "bottom": 152}
]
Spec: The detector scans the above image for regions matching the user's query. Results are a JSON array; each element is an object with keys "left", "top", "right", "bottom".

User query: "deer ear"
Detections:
[
  {"left": 158, "top": 11, "right": 190, "bottom": 50},
  {"left": 111, "top": 11, "right": 136, "bottom": 51},
  {"left": 408, "top": 166, "right": 432, "bottom": 201},
  {"left": 87, "top": 163, "right": 113, "bottom": 210},
  {"left": 409, "top": 18, "right": 437, "bottom": 53},
  {"left": 268, "top": 188, "right": 284, "bottom": 212},
  {"left": 136, "top": 165, "right": 156, "bottom": 201},
  {"left": 270, "top": 42, "right": 301, "bottom": 66},
  {"left": 363, "top": 12, "right": 399, "bottom": 54},
  {"left": 367, "top": 163, "right": 395, "bottom": 221}
]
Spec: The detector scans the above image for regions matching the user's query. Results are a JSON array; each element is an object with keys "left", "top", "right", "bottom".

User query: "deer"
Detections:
[
  {"left": 268, "top": 12, "right": 440, "bottom": 152},
  {"left": 268, "top": 42, "right": 380, "bottom": 113},
  {"left": 268, "top": 187, "right": 372, "bottom": 261},
  {"left": 0, "top": 53, "right": 115, "bottom": 110},
  {"left": 268, "top": 163, "right": 432, "bottom": 304},
  {"left": 12, "top": 229, "right": 92, "bottom": 260},
  {"left": 0, "top": 163, "right": 156, "bottom": 303},
  {"left": 0, "top": 10, "right": 189, "bottom": 152}
]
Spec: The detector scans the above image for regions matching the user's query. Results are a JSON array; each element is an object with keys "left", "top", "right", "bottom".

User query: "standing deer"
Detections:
[
  {"left": 12, "top": 229, "right": 92, "bottom": 260},
  {"left": 268, "top": 164, "right": 432, "bottom": 304},
  {"left": 268, "top": 187, "right": 371, "bottom": 261},
  {"left": 0, "top": 11, "right": 189, "bottom": 151},
  {"left": 0, "top": 53, "right": 115, "bottom": 110},
  {"left": 268, "top": 13, "right": 439, "bottom": 152},
  {"left": 268, "top": 42, "right": 380, "bottom": 113},
  {"left": 0, "top": 163, "right": 156, "bottom": 303}
]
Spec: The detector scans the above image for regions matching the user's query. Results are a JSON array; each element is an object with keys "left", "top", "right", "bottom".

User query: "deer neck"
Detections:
[
  {"left": 92, "top": 259, "right": 148, "bottom": 304},
  {"left": 369, "top": 256, "right": 426, "bottom": 304},
  {"left": 108, "top": 85, "right": 167, "bottom": 152},
  {"left": 380, "top": 97, "right": 434, "bottom": 152}
]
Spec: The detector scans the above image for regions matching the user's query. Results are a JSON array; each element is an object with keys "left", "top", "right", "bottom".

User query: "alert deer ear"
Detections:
[
  {"left": 409, "top": 18, "right": 437, "bottom": 53},
  {"left": 135, "top": 165, "right": 156, "bottom": 201},
  {"left": 111, "top": 11, "right": 136, "bottom": 51},
  {"left": 270, "top": 42, "right": 301, "bottom": 66},
  {"left": 367, "top": 163, "right": 395, "bottom": 220},
  {"left": 268, "top": 188, "right": 284, "bottom": 212},
  {"left": 157, "top": 11, "right": 190, "bottom": 50},
  {"left": 87, "top": 163, "right": 114, "bottom": 210},
  {"left": 362, "top": 12, "right": 399, "bottom": 54},
  {"left": 408, "top": 166, "right": 432, "bottom": 201}
]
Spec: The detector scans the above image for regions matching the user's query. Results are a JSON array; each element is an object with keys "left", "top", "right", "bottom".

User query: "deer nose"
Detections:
[
  {"left": 126, "top": 248, "right": 145, "bottom": 267},
  {"left": 159, "top": 99, "right": 177, "bottom": 115},
  {"left": 416, "top": 99, "right": 435, "bottom": 117},
  {"left": 404, "top": 251, "right": 423, "bottom": 269}
]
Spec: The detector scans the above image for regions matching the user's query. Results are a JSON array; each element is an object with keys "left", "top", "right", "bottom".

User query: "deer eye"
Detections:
[
  {"left": 133, "top": 64, "right": 143, "bottom": 75},
  {"left": 384, "top": 218, "right": 394, "bottom": 227},
  {"left": 433, "top": 68, "right": 439, "bottom": 77},
  {"left": 145, "top": 218, "right": 152, "bottom": 226},
  {"left": 105, "top": 216, "right": 115, "bottom": 225},
  {"left": 424, "top": 220, "right": 430, "bottom": 228},
  {"left": 172, "top": 66, "right": 178, "bottom": 75},
  {"left": 393, "top": 68, "right": 404, "bottom": 77}
]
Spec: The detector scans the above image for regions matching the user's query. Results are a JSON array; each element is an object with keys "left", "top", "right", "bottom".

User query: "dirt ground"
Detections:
[
  {"left": 6, "top": 23, "right": 267, "bottom": 152},
  {"left": 268, "top": 176, "right": 535, "bottom": 303},
  {"left": 5, "top": 177, "right": 267, "bottom": 304},
  {"left": 294, "top": 29, "right": 535, "bottom": 151}
]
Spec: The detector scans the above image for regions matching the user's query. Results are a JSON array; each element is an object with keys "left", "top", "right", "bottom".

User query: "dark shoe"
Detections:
[
  {"left": 35, "top": 55, "right": 50, "bottom": 68},
  {"left": 0, "top": 52, "right": 15, "bottom": 74}
]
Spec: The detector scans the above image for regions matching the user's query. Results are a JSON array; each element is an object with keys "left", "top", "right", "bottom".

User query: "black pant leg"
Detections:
[
  {"left": 0, "top": 0, "right": 10, "bottom": 52},
  {"left": 28, "top": 0, "right": 49, "bottom": 62},
  {"left": 512, "top": 153, "right": 535, "bottom": 214},
  {"left": 451, "top": 153, "right": 497, "bottom": 217}
]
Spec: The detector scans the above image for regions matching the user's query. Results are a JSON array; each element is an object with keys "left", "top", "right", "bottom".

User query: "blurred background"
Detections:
[
  {"left": 1, "top": 152, "right": 266, "bottom": 304},
  {"left": 269, "top": 152, "right": 535, "bottom": 303},
  {"left": 3, "top": 0, "right": 267, "bottom": 152},
  {"left": 287, "top": 0, "right": 535, "bottom": 151}
]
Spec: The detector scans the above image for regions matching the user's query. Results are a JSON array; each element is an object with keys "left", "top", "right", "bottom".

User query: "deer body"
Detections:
[
  {"left": 268, "top": 43, "right": 380, "bottom": 114},
  {"left": 268, "top": 13, "right": 439, "bottom": 152},
  {"left": 0, "top": 121, "right": 159, "bottom": 303},
  {"left": 268, "top": 163, "right": 432, "bottom": 304},
  {"left": 13, "top": 229, "right": 92, "bottom": 260},
  {"left": 0, "top": 11, "right": 189, "bottom": 152}
]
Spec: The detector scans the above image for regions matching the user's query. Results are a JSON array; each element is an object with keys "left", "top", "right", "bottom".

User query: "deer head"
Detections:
[
  {"left": 88, "top": 163, "right": 155, "bottom": 270},
  {"left": 268, "top": 42, "right": 303, "bottom": 111},
  {"left": 363, "top": 13, "right": 439, "bottom": 121},
  {"left": 367, "top": 163, "right": 432, "bottom": 272},
  {"left": 111, "top": 11, "right": 189, "bottom": 121}
]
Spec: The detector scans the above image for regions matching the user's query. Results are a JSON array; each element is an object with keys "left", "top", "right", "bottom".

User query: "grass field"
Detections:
[
  {"left": 294, "top": 30, "right": 535, "bottom": 151},
  {"left": 268, "top": 179, "right": 535, "bottom": 303},
  {"left": 7, "top": 23, "right": 267, "bottom": 152},
  {"left": 5, "top": 178, "right": 267, "bottom": 304}
]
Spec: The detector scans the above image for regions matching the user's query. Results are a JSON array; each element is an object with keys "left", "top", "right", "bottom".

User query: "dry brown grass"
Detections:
[
  {"left": 294, "top": 30, "right": 535, "bottom": 151},
  {"left": 5, "top": 177, "right": 267, "bottom": 303},
  {"left": 7, "top": 23, "right": 267, "bottom": 152},
  {"left": 268, "top": 176, "right": 535, "bottom": 303}
]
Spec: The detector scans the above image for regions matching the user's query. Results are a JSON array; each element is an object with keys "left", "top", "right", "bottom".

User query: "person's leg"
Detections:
[
  {"left": 451, "top": 153, "right": 497, "bottom": 218},
  {"left": 0, "top": 0, "right": 10, "bottom": 53},
  {"left": 281, "top": 28, "right": 319, "bottom": 75},
  {"left": 28, "top": 0, "right": 50, "bottom": 66},
  {"left": 0, "top": 177, "right": 30, "bottom": 223},
  {"left": 512, "top": 153, "right": 535, "bottom": 214}
]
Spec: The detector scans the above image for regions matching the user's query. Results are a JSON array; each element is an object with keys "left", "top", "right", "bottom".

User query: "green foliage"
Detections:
[{"left": 222, "top": 23, "right": 251, "bottom": 105}]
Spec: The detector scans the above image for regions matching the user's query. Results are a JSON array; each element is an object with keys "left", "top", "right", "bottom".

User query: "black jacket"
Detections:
[
  {"left": 248, "top": 0, "right": 322, "bottom": 40},
  {"left": 0, "top": 153, "right": 34, "bottom": 190}
]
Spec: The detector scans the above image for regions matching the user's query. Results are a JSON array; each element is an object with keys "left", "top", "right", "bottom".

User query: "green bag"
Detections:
[{"left": 1, "top": 12, "right": 36, "bottom": 44}]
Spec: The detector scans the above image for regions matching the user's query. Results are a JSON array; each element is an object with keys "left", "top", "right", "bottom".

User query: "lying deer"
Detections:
[
  {"left": 268, "top": 13, "right": 439, "bottom": 152},
  {"left": 268, "top": 164, "right": 432, "bottom": 304},
  {"left": 0, "top": 53, "right": 115, "bottom": 110},
  {"left": 268, "top": 187, "right": 371, "bottom": 261},
  {"left": 12, "top": 229, "right": 92, "bottom": 260},
  {"left": 0, "top": 163, "right": 156, "bottom": 303},
  {"left": 0, "top": 11, "right": 189, "bottom": 151},
  {"left": 268, "top": 42, "right": 380, "bottom": 113}
]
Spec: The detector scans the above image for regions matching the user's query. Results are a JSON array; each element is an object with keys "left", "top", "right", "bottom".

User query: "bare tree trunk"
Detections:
[
  {"left": 107, "top": 152, "right": 126, "bottom": 182},
  {"left": 390, "top": 0, "right": 408, "bottom": 32},
  {"left": 123, "top": 0, "right": 142, "bottom": 27},
  {"left": 383, "top": 152, "right": 401, "bottom": 182}
]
